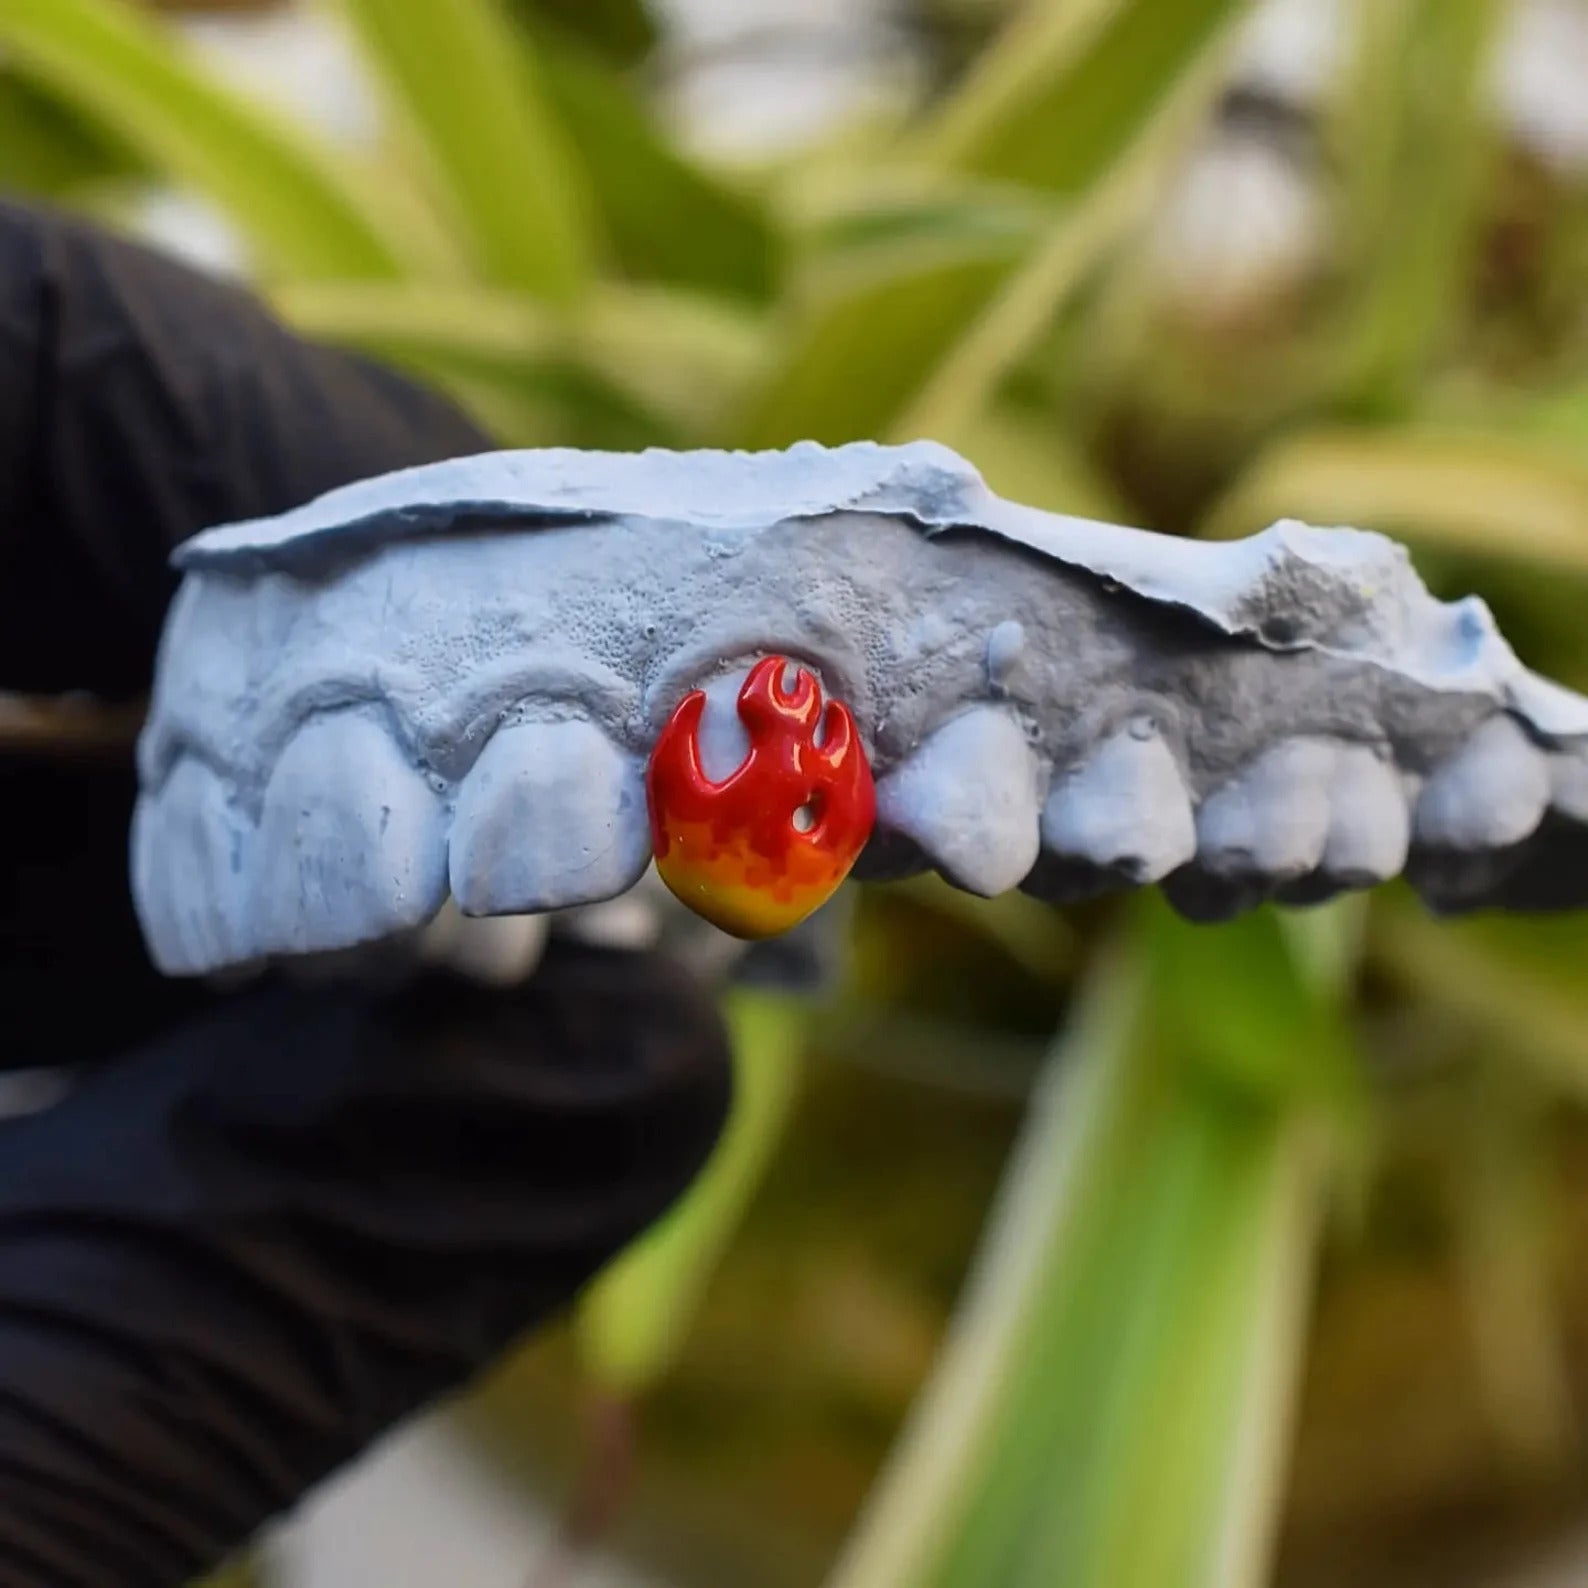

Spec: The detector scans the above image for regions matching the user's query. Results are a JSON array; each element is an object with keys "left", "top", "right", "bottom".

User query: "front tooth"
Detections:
[
  {"left": 449, "top": 718, "right": 650, "bottom": 915},
  {"left": 1039, "top": 718, "right": 1196, "bottom": 883},
  {"left": 131, "top": 758, "right": 253, "bottom": 975},
  {"left": 875, "top": 706, "right": 1041, "bottom": 896},
  {"left": 1196, "top": 738, "right": 1335, "bottom": 880},
  {"left": 1414, "top": 715, "right": 1549, "bottom": 850},
  {"left": 252, "top": 711, "right": 449, "bottom": 956},
  {"left": 1320, "top": 744, "right": 1410, "bottom": 884}
]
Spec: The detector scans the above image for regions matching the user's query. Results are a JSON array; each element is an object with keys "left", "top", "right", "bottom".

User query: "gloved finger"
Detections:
[
  {"left": 0, "top": 939, "right": 731, "bottom": 1588},
  {"left": 0, "top": 198, "right": 490, "bottom": 699},
  {"left": 0, "top": 197, "right": 490, "bottom": 1043},
  {"left": 0, "top": 755, "right": 212, "bottom": 1068}
]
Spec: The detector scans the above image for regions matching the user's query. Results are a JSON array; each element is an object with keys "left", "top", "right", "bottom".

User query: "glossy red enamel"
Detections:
[{"left": 646, "top": 656, "right": 875, "bottom": 937}]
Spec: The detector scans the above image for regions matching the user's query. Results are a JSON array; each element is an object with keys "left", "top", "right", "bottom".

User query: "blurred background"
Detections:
[{"left": 4, "top": 0, "right": 1588, "bottom": 1583}]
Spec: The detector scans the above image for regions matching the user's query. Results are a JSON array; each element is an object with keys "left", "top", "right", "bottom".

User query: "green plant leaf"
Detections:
[
  {"left": 0, "top": 0, "right": 417, "bottom": 279},
  {"left": 919, "top": 0, "right": 1250, "bottom": 195},
  {"left": 1446, "top": 1073, "right": 1577, "bottom": 1478},
  {"left": 1002, "top": 1099, "right": 1322, "bottom": 1588},
  {"left": 735, "top": 232, "right": 1025, "bottom": 448},
  {"left": 1145, "top": 903, "right": 1359, "bottom": 1106},
  {"left": 1200, "top": 426, "right": 1588, "bottom": 575},
  {"left": 797, "top": 180, "right": 1052, "bottom": 256},
  {"left": 1325, "top": 0, "right": 1504, "bottom": 412},
  {"left": 1370, "top": 896, "right": 1588, "bottom": 1097},
  {"left": 887, "top": 164, "right": 1150, "bottom": 442},
  {"left": 810, "top": 1003, "right": 1049, "bottom": 1101},
  {"left": 577, "top": 989, "right": 806, "bottom": 1392},
  {"left": 508, "top": 0, "right": 657, "bottom": 65},
  {"left": 825, "top": 940, "right": 1153, "bottom": 1588},
  {"left": 533, "top": 28, "right": 779, "bottom": 301},
  {"left": 274, "top": 285, "right": 653, "bottom": 447},
  {"left": 828, "top": 934, "right": 1330, "bottom": 1588},
  {"left": 947, "top": 401, "right": 1129, "bottom": 520},
  {"left": 1520, "top": 382, "right": 1588, "bottom": 445},
  {"left": 738, "top": 0, "right": 1249, "bottom": 447},
  {"left": 273, "top": 278, "right": 763, "bottom": 441},
  {"left": 338, "top": 0, "right": 595, "bottom": 300},
  {"left": 566, "top": 285, "right": 768, "bottom": 435},
  {"left": 878, "top": 875, "right": 1078, "bottom": 987},
  {"left": 0, "top": 70, "right": 144, "bottom": 195},
  {"left": 273, "top": 279, "right": 562, "bottom": 375}
]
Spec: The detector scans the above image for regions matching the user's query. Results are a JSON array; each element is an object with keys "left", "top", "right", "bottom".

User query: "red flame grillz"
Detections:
[{"left": 646, "top": 655, "right": 876, "bottom": 937}]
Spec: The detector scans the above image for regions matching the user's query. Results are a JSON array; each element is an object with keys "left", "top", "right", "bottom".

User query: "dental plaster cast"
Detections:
[{"left": 132, "top": 440, "right": 1588, "bottom": 975}]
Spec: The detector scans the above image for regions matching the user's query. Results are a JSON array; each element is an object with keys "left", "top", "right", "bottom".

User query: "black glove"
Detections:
[{"left": 0, "top": 200, "right": 731, "bottom": 1587}]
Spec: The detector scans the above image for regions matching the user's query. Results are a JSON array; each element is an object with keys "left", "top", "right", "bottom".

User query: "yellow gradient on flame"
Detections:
[
  {"left": 654, "top": 821, "right": 846, "bottom": 939},
  {"left": 656, "top": 854, "right": 838, "bottom": 938}
]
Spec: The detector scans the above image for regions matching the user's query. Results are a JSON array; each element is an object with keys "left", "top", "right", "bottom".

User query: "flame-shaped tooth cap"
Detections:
[{"left": 647, "top": 655, "right": 875, "bottom": 938}]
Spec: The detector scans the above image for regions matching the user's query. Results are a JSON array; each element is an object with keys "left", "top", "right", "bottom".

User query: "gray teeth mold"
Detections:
[{"left": 133, "top": 439, "right": 1588, "bottom": 975}]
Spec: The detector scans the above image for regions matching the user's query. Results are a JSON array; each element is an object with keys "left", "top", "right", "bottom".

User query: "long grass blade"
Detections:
[
  {"left": 0, "top": 0, "right": 415, "bottom": 278},
  {"left": 338, "top": 0, "right": 595, "bottom": 300}
]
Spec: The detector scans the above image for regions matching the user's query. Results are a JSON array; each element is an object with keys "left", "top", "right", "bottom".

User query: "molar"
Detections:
[{"left": 1414, "top": 715, "right": 1549, "bottom": 851}]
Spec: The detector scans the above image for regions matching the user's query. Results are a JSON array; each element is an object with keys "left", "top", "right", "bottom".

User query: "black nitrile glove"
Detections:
[{"left": 0, "top": 200, "right": 731, "bottom": 1586}]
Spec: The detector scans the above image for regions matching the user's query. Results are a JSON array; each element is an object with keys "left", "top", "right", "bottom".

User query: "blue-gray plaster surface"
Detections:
[{"left": 133, "top": 440, "right": 1588, "bottom": 975}]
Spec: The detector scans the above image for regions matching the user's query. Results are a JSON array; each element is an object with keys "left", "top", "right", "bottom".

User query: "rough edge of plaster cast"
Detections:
[{"left": 172, "top": 440, "right": 1588, "bottom": 747}]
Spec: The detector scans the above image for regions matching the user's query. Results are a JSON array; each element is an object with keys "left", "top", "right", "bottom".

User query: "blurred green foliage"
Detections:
[{"left": 7, "top": 0, "right": 1588, "bottom": 1584}]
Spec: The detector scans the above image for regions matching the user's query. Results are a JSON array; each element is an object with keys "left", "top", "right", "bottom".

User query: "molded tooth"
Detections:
[
  {"left": 1039, "top": 720, "right": 1196, "bottom": 884},
  {"left": 1318, "top": 744, "right": 1411, "bottom": 885},
  {"left": 252, "top": 712, "right": 448, "bottom": 956},
  {"left": 131, "top": 796, "right": 185, "bottom": 972},
  {"left": 874, "top": 707, "right": 1041, "bottom": 896},
  {"left": 1196, "top": 739, "right": 1336, "bottom": 881},
  {"left": 1415, "top": 715, "right": 1549, "bottom": 850},
  {"left": 131, "top": 758, "right": 253, "bottom": 975},
  {"left": 449, "top": 718, "right": 650, "bottom": 915}
]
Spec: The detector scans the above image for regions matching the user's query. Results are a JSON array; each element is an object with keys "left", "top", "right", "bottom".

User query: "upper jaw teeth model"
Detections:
[{"left": 132, "top": 439, "right": 1588, "bottom": 978}]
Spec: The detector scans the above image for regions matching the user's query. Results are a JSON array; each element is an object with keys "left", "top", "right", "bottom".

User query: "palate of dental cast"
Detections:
[{"left": 131, "top": 440, "right": 1588, "bottom": 976}]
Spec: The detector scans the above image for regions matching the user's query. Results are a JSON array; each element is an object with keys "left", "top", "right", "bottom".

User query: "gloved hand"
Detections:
[{"left": 0, "top": 199, "right": 731, "bottom": 1587}]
